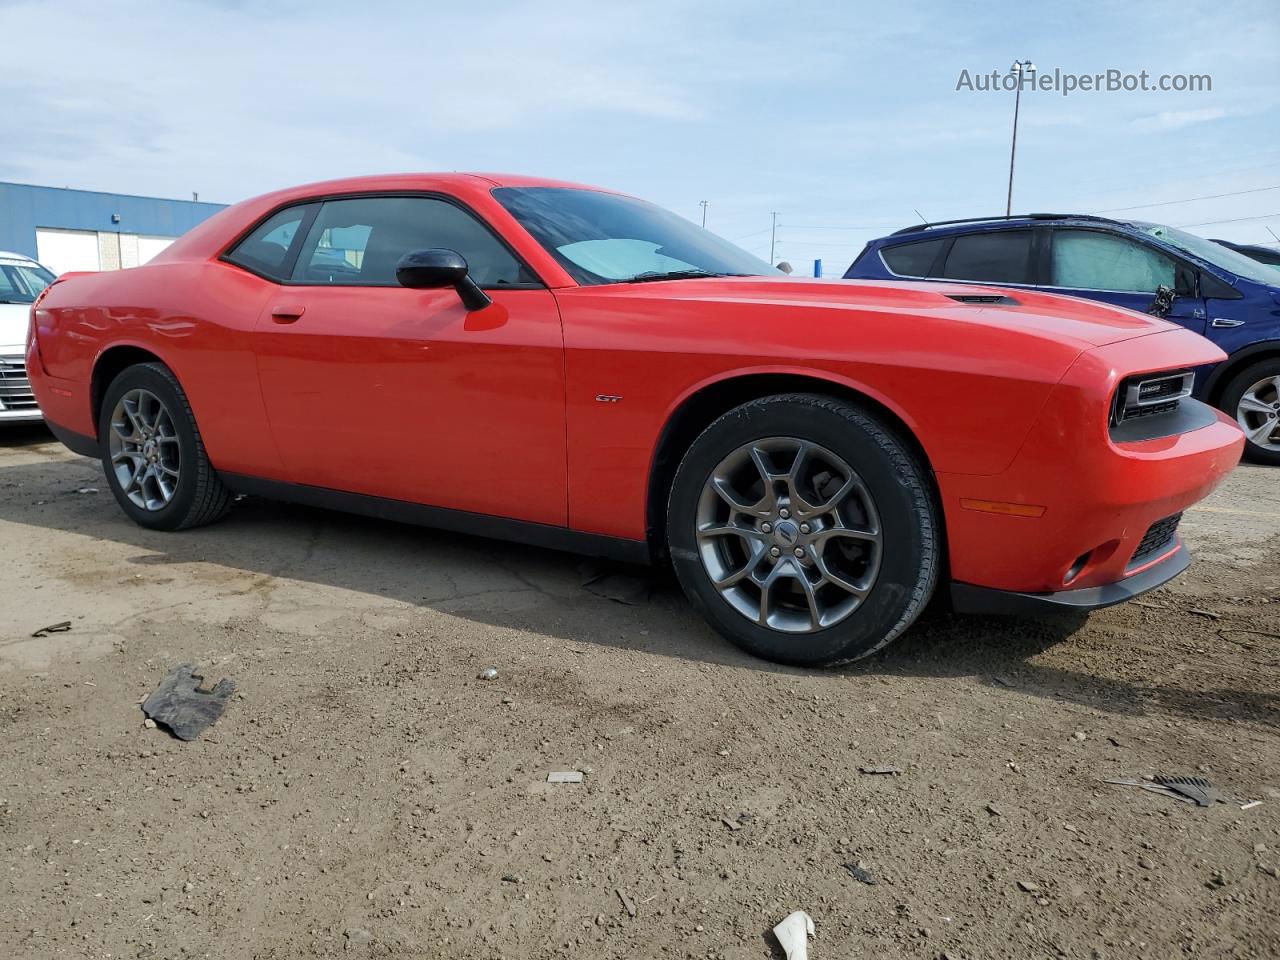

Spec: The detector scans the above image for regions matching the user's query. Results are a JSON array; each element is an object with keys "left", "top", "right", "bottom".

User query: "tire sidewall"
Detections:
[
  {"left": 98, "top": 364, "right": 203, "bottom": 530},
  {"left": 1222, "top": 359, "right": 1280, "bottom": 466},
  {"left": 667, "top": 396, "right": 936, "bottom": 666}
]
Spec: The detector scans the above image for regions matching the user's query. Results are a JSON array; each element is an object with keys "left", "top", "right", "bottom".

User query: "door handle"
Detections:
[
  {"left": 270, "top": 304, "right": 306, "bottom": 323},
  {"left": 1211, "top": 317, "right": 1245, "bottom": 328}
]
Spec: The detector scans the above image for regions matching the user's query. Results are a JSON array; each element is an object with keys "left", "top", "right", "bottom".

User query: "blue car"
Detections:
[{"left": 844, "top": 214, "right": 1280, "bottom": 464}]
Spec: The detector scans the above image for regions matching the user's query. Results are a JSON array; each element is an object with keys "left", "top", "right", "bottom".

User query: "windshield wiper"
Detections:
[{"left": 624, "top": 269, "right": 721, "bottom": 283}]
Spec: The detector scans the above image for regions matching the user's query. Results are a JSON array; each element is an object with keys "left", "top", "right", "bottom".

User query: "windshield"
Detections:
[
  {"left": 0, "top": 261, "right": 56, "bottom": 304},
  {"left": 1134, "top": 222, "right": 1279, "bottom": 286},
  {"left": 493, "top": 186, "right": 778, "bottom": 285}
]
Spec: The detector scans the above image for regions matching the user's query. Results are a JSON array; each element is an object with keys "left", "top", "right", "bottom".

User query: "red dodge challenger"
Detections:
[{"left": 28, "top": 174, "right": 1244, "bottom": 666}]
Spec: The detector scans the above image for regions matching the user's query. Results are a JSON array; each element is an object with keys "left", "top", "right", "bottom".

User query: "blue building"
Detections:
[{"left": 0, "top": 182, "right": 227, "bottom": 274}]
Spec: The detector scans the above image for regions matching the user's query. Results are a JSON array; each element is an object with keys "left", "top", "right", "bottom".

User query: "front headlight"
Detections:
[{"left": 1111, "top": 370, "right": 1194, "bottom": 426}]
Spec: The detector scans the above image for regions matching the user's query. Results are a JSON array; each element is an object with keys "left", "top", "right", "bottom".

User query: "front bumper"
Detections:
[
  {"left": 0, "top": 350, "right": 42, "bottom": 421},
  {"left": 951, "top": 541, "right": 1190, "bottom": 615},
  {"left": 939, "top": 332, "right": 1244, "bottom": 599}
]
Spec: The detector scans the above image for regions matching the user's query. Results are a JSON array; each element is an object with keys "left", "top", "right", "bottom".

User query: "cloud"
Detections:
[{"left": 1132, "top": 107, "right": 1229, "bottom": 131}]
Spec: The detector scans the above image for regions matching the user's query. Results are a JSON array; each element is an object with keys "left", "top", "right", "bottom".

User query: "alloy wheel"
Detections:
[
  {"left": 695, "top": 437, "right": 882, "bottom": 633},
  {"left": 108, "top": 388, "right": 181, "bottom": 510},
  {"left": 1236, "top": 375, "right": 1280, "bottom": 452}
]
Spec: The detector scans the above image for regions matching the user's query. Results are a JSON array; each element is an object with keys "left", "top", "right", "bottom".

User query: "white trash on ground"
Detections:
[{"left": 772, "top": 910, "right": 815, "bottom": 960}]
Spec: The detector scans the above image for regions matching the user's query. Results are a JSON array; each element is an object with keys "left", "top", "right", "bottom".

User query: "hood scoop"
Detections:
[{"left": 946, "top": 293, "right": 1020, "bottom": 305}]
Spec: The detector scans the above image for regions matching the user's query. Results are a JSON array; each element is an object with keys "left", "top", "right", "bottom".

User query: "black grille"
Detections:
[
  {"left": 0, "top": 356, "right": 37, "bottom": 411},
  {"left": 1130, "top": 513, "right": 1182, "bottom": 567}
]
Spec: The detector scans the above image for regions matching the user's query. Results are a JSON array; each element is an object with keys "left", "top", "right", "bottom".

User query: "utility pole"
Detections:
[
  {"left": 769, "top": 212, "right": 779, "bottom": 264},
  {"left": 1006, "top": 59, "right": 1034, "bottom": 216},
  {"left": 699, "top": 200, "right": 709, "bottom": 228}
]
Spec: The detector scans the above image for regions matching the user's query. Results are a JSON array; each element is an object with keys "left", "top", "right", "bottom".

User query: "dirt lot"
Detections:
[{"left": 1, "top": 424, "right": 1278, "bottom": 960}]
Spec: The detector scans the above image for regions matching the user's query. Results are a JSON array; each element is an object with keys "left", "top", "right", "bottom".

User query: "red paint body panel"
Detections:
[
  {"left": 253, "top": 284, "right": 566, "bottom": 523},
  {"left": 27, "top": 173, "right": 1245, "bottom": 600}
]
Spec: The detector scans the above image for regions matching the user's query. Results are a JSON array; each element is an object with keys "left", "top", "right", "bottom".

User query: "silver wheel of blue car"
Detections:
[
  {"left": 695, "top": 436, "right": 883, "bottom": 633},
  {"left": 1236, "top": 374, "right": 1280, "bottom": 453},
  {"left": 108, "top": 388, "right": 182, "bottom": 511}
]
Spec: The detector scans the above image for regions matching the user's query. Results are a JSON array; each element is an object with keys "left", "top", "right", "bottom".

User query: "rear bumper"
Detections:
[
  {"left": 951, "top": 541, "right": 1190, "bottom": 615},
  {"left": 46, "top": 419, "right": 100, "bottom": 458}
]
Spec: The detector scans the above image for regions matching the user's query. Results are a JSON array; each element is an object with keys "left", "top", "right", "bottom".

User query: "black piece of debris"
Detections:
[
  {"left": 843, "top": 862, "right": 878, "bottom": 885},
  {"left": 142, "top": 664, "right": 235, "bottom": 741}
]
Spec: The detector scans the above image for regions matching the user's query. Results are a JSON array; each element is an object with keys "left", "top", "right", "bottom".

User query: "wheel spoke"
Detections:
[
  {"left": 1246, "top": 419, "right": 1278, "bottom": 443},
  {"left": 794, "top": 566, "right": 823, "bottom": 628},
  {"left": 813, "top": 551, "right": 871, "bottom": 597},
  {"left": 108, "top": 388, "right": 182, "bottom": 512},
  {"left": 1239, "top": 394, "right": 1273, "bottom": 415},
  {"left": 812, "top": 523, "right": 880, "bottom": 546},
  {"left": 696, "top": 435, "right": 884, "bottom": 635}
]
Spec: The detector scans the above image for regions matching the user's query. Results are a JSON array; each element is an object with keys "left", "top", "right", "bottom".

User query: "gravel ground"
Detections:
[{"left": 1, "top": 423, "right": 1277, "bottom": 960}]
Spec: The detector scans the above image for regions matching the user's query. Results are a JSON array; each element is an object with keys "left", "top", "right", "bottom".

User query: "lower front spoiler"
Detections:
[{"left": 950, "top": 544, "right": 1190, "bottom": 616}]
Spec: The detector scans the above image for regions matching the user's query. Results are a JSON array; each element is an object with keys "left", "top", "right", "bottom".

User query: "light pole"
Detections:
[
  {"left": 769, "top": 211, "right": 779, "bottom": 263},
  {"left": 1006, "top": 59, "right": 1035, "bottom": 216},
  {"left": 699, "top": 200, "right": 709, "bottom": 228}
]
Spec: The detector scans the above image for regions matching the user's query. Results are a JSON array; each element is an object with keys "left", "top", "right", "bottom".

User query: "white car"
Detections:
[{"left": 0, "top": 251, "right": 55, "bottom": 422}]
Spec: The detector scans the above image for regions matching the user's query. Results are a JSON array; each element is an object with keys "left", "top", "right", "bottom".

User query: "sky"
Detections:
[{"left": 1, "top": 0, "right": 1277, "bottom": 274}]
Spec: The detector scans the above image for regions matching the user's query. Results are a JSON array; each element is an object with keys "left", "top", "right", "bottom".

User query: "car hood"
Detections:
[
  {"left": 0, "top": 302, "right": 30, "bottom": 351},
  {"left": 606, "top": 276, "right": 1178, "bottom": 349}
]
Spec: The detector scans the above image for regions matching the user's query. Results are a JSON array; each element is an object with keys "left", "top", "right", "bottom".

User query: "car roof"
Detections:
[
  {"left": 0, "top": 250, "right": 39, "bottom": 263},
  {"left": 882, "top": 213, "right": 1136, "bottom": 242},
  {"left": 241, "top": 172, "right": 623, "bottom": 210}
]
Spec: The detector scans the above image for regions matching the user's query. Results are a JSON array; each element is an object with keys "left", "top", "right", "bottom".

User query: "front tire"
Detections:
[
  {"left": 666, "top": 394, "right": 940, "bottom": 667},
  {"left": 98, "top": 362, "right": 232, "bottom": 530},
  {"left": 1221, "top": 358, "right": 1280, "bottom": 466}
]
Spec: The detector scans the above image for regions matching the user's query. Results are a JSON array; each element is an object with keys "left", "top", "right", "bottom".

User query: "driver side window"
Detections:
[
  {"left": 291, "top": 196, "right": 534, "bottom": 287},
  {"left": 1051, "top": 230, "right": 1176, "bottom": 293}
]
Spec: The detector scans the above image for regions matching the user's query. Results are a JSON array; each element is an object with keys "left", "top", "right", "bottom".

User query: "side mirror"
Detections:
[
  {"left": 1146, "top": 284, "right": 1176, "bottom": 318},
  {"left": 395, "top": 248, "right": 492, "bottom": 311}
]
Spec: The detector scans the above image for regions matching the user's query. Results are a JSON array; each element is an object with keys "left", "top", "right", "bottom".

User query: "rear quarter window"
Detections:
[
  {"left": 880, "top": 239, "right": 945, "bottom": 277},
  {"left": 224, "top": 205, "right": 314, "bottom": 281}
]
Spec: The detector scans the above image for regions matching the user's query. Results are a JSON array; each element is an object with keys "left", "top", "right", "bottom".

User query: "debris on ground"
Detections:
[
  {"left": 1017, "top": 880, "right": 1041, "bottom": 893},
  {"left": 772, "top": 910, "right": 815, "bottom": 960},
  {"left": 501, "top": 873, "right": 522, "bottom": 884},
  {"left": 141, "top": 664, "right": 236, "bottom": 741},
  {"left": 578, "top": 559, "right": 652, "bottom": 605},
  {"left": 30, "top": 620, "right": 71, "bottom": 638},
  {"left": 1188, "top": 608, "right": 1222, "bottom": 620},
  {"left": 859, "top": 765, "right": 902, "bottom": 775},
  {"left": 992, "top": 675, "right": 1015, "bottom": 687},
  {"left": 616, "top": 887, "right": 637, "bottom": 917},
  {"left": 842, "top": 862, "right": 877, "bottom": 885},
  {"left": 720, "top": 816, "right": 741, "bottom": 831},
  {"left": 477, "top": 667, "right": 499, "bottom": 681},
  {"left": 75, "top": 487, "right": 98, "bottom": 494},
  {"left": 547, "top": 771, "right": 583, "bottom": 783},
  {"left": 1241, "top": 800, "right": 1263, "bottom": 810},
  {"left": 985, "top": 803, "right": 1003, "bottom": 816},
  {"left": 1104, "top": 776, "right": 1220, "bottom": 806},
  {"left": 1154, "top": 775, "right": 1218, "bottom": 807}
]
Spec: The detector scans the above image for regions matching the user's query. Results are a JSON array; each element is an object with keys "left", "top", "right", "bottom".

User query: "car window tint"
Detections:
[
  {"left": 292, "top": 196, "right": 531, "bottom": 287},
  {"left": 1051, "top": 230, "right": 1176, "bottom": 293},
  {"left": 880, "top": 239, "right": 944, "bottom": 277},
  {"left": 939, "top": 231, "right": 1033, "bottom": 284},
  {"left": 225, "top": 206, "right": 310, "bottom": 280}
]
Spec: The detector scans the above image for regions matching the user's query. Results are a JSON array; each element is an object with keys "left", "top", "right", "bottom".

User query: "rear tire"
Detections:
[
  {"left": 98, "top": 362, "right": 232, "bottom": 530},
  {"left": 1220, "top": 358, "right": 1280, "bottom": 466},
  {"left": 666, "top": 394, "right": 939, "bottom": 667}
]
